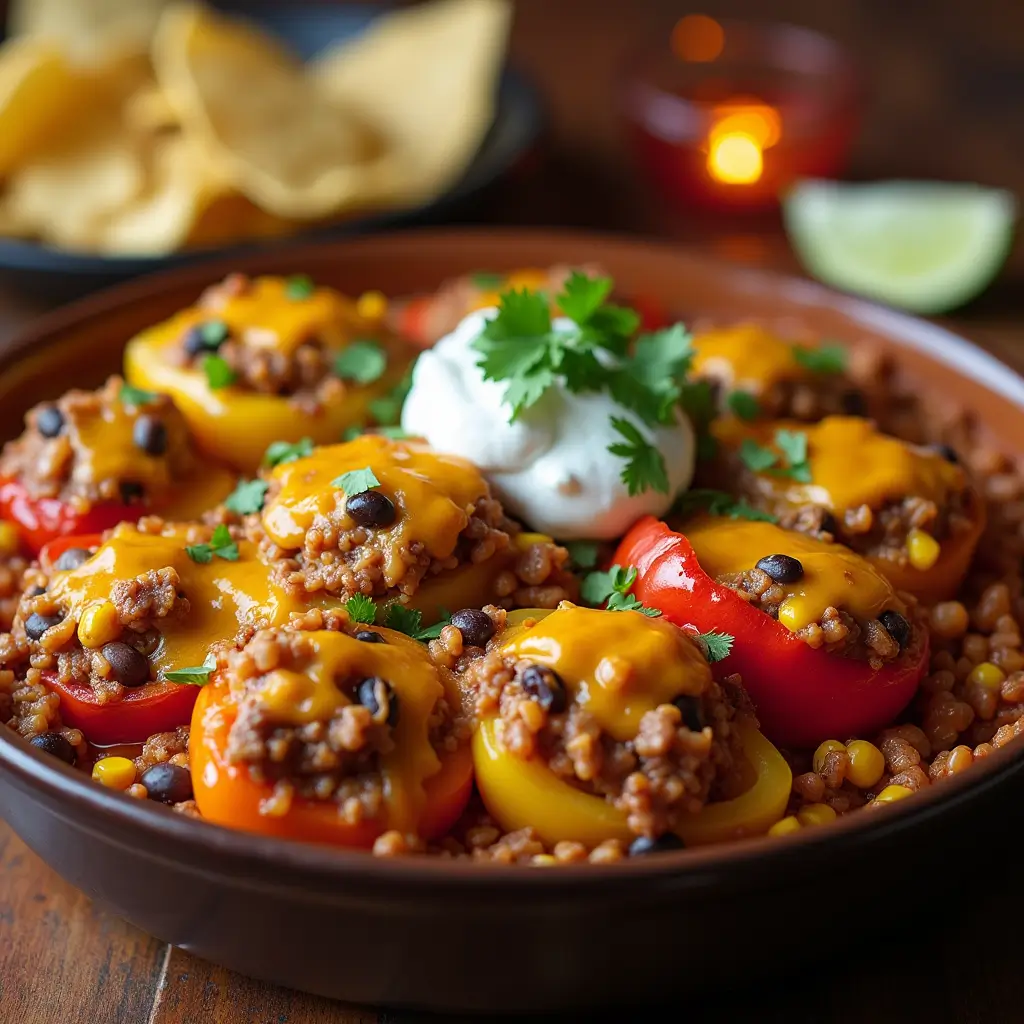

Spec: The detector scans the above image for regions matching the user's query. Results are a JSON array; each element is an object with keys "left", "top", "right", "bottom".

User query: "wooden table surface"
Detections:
[{"left": 3, "top": 1, "right": 1024, "bottom": 1021}]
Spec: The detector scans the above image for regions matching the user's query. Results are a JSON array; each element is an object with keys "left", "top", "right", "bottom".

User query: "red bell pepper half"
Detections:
[{"left": 613, "top": 517, "right": 929, "bottom": 747}]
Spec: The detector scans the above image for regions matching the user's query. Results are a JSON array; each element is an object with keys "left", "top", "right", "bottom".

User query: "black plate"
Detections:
[{"left": 0, "top": 3, "right": 542, "bottom": 297}]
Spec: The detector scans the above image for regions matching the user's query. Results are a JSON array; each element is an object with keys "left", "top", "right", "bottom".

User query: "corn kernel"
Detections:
[
  {"left": 0, "top": 521, "right": 20, "bottom": 557},
  {"left": 907, "top": 528, "right": 941, "bottom": 571},
  {"left": 967, "top": 661, "right": 1006, "bottom": 690},
  {"left": 768, "top": 815, "right": 801, "bottom": 837},
  {"left": 91, "top": 756, "right": 136, "bottom": 791},
  {"left": 77, "top": 601, "right": 121, "bottom": 649},
  {"left": 812, "top": 739, "right": 845, "bottom": 774},
  {"left": 874, "top": 784, "right": 913, "bottom": 805},
  {"left": 355, "top": 290, "right": 388, "bottom": 321},
  {"left": 514, "top": 531, "right": 552, "bottom": 552},
  {"left": 845, "top": 740, "right": 885, "bottom": 788},
  {"left": 797, "top": 803, "right": 837, "bottom": 827}
]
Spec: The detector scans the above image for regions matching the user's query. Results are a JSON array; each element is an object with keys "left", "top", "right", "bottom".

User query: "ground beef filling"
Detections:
[
  {"left": 0, "top": 376, "right": 193, "bottom": 506},
  {"left": 717, "top": 566, "right": 906, "bottom": 666},
  {"left": 465, "top": 650, "right": 745, "bottom": 839}
]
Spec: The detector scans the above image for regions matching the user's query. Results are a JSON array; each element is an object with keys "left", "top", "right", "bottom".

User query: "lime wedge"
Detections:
[{"left": 783, "top": 180, "right": 1017, "bottom": 314}]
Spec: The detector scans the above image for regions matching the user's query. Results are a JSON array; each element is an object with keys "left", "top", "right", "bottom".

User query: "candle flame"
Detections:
[{"left": 705, "top": 102, "right": 780, "bottom": 185}]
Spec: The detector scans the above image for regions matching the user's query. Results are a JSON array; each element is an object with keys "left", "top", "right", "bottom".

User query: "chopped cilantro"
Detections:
[
  {"left": 224, "top": 478, "right": 269, "bottom": 515},
  {"left": 186, "top": 524, "right": 239, "bottom": 564},
  {"left": 739, "top": 438, "right": 779, "bottom": 473},
  {"left": 334, "top": 340, "right": 388, "bottom": 385},
  {"left": 199, "top": 320, "right": 229, "bottom": 347},
  {"left": 674, "top": 489, "right": 777, "bottom": 523},
  {"left": 610, "top": 324, "right": 695, "bottom": 427},
  {"left": 368, "top": 366, "right": 414, "bottom": 426},
  {"left": 383, "top": 603, "right": 452, "bottom": 641},
  {"left": 471, "top": 271, "right": 505, "bottom": 289},
  {"left": 284, "top": 274, "right": 315, "bottom": 300},
  {"left": 692, "top": 629, "right": 734, "bottom": 663},
  {"left": 726, "top": 390, "right": 761, "bottom": 422},
  {"left": 581, "top": 564, "right": 660, "bottom": 616},
  {"left": 376, "top": 425, "right": 409, "bottom": 439},
  {"left": 345, "top": 594, "right": 378, "bottom": 625},
  {"left": 164, "top": 654, "right": 216, "bottom": 686},
  {"left": 263, "top": 437, "right": 313, "bottom": 468},
  {"left": 565, "top": 540, "right": 600, "bottom": 570},
  {"left": 774, "top": 428, "right": 812, "bottom": 482},
  {"left": 793, "top": 343, "right": 847, "bottom": 374},
  {"left": 202, "top": 354, "right": 236, "bottom": 390},
  {"left": 609, "top": 417, "right": 670, "bottom": 496},
  {"left": 119, "top": 383, "right": 159, "bottom": 406},
  {"left": 341, "top": 425, "right": 363, "bottom": 442},
  {"left": 332, "top": 467, "right": 380, "bottom": 495}
]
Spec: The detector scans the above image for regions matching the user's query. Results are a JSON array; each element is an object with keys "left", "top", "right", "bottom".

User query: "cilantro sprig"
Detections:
[
  {"left": 564, "top": 540, "right": 600, "bottom": 570},
  {"left": 224, "top": 478, "right": 269, "bottom": 515},
  {"left": 202, "top": 354, "right": 236, "bottom": 390},
  {"left": 673, "top": 489, "right": 777, "bottom": 523},
  {"left": 285, "top": 274, "right": 315, "bottom": 300},
  {"left": 692, "top": 629, "right": 734, "bottom": 663},
  {"left": 383, "top": 604, "right": 452, "bottom": 641},
  {"left": 726, "top": 390, "right": 760, "bottom": 422},
  {"left": 345, "top": 594, "right": 378, "bottom": 625},
  {"left": 581, "top": 564, "right": 660, "bottom": 616},
  {"left": 185, "top": 524, "right": 239, "bottom": 564},
  {"left": 793, "top": 343, "right": 847, "bottom": 374},
  {"left": 332, "top": 467, "right": 380, "bottom": 495},
  {"left": 263, "top": 437, "right": 313, "bottom": 468},
  {"left": 609, "top": 417, "right": 670, "bottom": 496},
  {"left": 119, "top": 383, "right": 159, "bottom": 406},
  {"left": 739, "top": 429, "right": 812, "bottom": 483},
  {"left": 334, "top": 340, "right": 388, "bottom": 385}
]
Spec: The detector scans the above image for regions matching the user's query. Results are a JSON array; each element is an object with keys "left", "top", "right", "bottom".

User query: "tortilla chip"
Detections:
[
  {"left": 151, "top": 2, "right": 380, "bottom": 220},
  {"left": 124, "top": 79, "right": 180, "bottom": 136}
]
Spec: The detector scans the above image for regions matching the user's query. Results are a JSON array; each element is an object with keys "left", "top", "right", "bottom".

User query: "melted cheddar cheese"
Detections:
[
  {"left": 261, "top": 435, "right": 493, "bottom": 589},
  {"left": 48, "top": 522, "right": 302, "bottom": 677},
  {"left": 684, "top": 517, "right": 904, "bottom": 632},
  {"left": 692, "top": 324, "right": 809, "bottom": 395},
  {"left": 249, "top": 628, "right": 448, "bottom": 832},
  {"left": 500, "top": 605, "right": 710, "bottom": 741}
]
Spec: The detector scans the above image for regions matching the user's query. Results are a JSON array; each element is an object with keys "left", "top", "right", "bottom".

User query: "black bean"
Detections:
[
  {"left": 140, "top": 763, "right": 193, "bottom": 804},
  {"left": 24, "top": 612, "right": 62, "bottom": 640},
  {"left": 346, "top": 490, "right": 396, "bottom": 529},
  {"left": 756, "top": 553, "right": 804, "bottom": 584},
  {"left": 932, "top": 443, "right": 959, "bottom": 464},
  {"left": 839, "top": 388, "right": 868, "bottom": 416},
  {"left": 450, "top": 608, "right": 495, "bottom": 648},
  {"left": 520, "top": 664, "right": 567, "bottom": 713},
  {"left": 879, "top": 610, "right": 911, "bottom": 650},
  {"left": 182, "top": 326, "right": 207, "bottom": 357},
  {"left": 26, "top": 585, "right": 46, "bottom": 598},
  {"left": 119, "top": 480, "right": 145, "bottom": 504},
  {"left": 101, "top": 641, "right": 150, "bottom": 687},
  {"left": 55, "top": 546, "right": 93, "bottom": 571},
  {"left": 357, "top": 676, "right": 399, "bottom": 726},
  {"left": 36, "top": 404, "right": 64, "bottom": 438},
  {"left": 628, "top": 833, "right": 685, "bottom": 856},
  {"left": 182, "top": 320, "right": 228, "bottom": 356},
  {"left": 133, "top": 415, "right": 168, "bottom": 456},
  {"left": 29, "top": 731, "right": 76, "bottom": 766},
  {"left": 355, "top": 630, "right": 385, "bottom": 644},
  {"left": 672, "top": 694, "right": 705, "bottom": 732}
]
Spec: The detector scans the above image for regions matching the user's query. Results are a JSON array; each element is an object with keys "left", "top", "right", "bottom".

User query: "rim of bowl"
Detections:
[{"left": 1, "top": 225, "right": 1021, "bottom": 889}]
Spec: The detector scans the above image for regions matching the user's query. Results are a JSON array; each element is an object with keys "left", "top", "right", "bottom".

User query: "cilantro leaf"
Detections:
[
  {"left": 164, "top": 653, "right": 216, "bottom": 686},
  {"left": 608, "top": 417, "right": 670, "bottom": 496},
  {"left": 224, "top": 478, "right": 269, "bottom": 515},
  {"left": 581, "top": 564, "right": 660, "bottom": 615},
  {"left": 565, "top": 540, "right": 600, "bottom": 570},
  {"left": 332, "top": 467, "right": 380, "bottom": 495},
  {"left": 345, "top": 594, "right": 378, "bottom": 625},
  {"left": 334, "top": 340, "right": 388, "bottom": 385},
  {"left": 199, "top": 320, "right": 229, "bottom": 347},
  {"left": 726, "top": 390, "right": 761, "bottom": 422},
  {"left": 119, "top": 383, "right": 159, "bottom": 406},
  {"left": 501, "top": 365, "right": 557, "bottom": 419},
  {"left": 773, "top": 429, "right": 812, "bottom": 483},
  {"left": 607, "top": 590, "right": 661, "bottom": 615},
  {"left": 678, "top": 380, "right": 715, "bottom": 428},
  {"left": 556, "top": 272, "right": 613, "bottom": 324},
  {"left": 558, "top": 272, "right": 639, "bottom": 356},
  {"left": 471, "top": 271, "right": 504, "bottom": 289},
  {"left": 674, "top": 489, "right": 778, "bottom": 523},
  {"left": 793, "top": 343, "right": 847, "bottom": 374},
  {"left": 368, "top": 366, "right": 414, "bottom": 426},
  {"left": 383, "top": 603, "right": 451, "bottom": 641},
  {"left": 202, "top": 354, "right": 236, "bottom": 390},
  {"left": 185, "top": 524, "right": 239, "bottom": 564},
  {"left": 284, "top": 274, "right": 315, "bottom": 300},
  {"left": 411, "top": 611, "right": 452, "bottom": 641},
  {"left": 263, "top": 437, "right": 313, "bottom": 468},
  {"left": 610, "top": 324, "right": 694, "bottom": 426},
  {"left": 693, "top": 629, "right": 734, "bottom": 664},
  {"left": 739, "top": 438, "right": 779, "bottom": 473}
]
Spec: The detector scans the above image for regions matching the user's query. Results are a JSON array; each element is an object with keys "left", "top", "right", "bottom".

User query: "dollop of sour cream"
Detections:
[{"left": 401, "top": 310, "right": 695, "bottom": 540}]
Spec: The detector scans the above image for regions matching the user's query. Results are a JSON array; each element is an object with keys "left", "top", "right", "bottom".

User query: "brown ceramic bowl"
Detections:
[{"left": 2, "top": 230, "right": 1024, "bottom": 1014}]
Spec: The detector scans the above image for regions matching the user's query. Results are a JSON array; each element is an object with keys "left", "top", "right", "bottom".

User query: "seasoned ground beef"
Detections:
[
  {"left": 0, "top": 375, "right": 196, "bottom": 506},
  {"left": 0, "top": 548, "right": 29, "bottom": 632}
]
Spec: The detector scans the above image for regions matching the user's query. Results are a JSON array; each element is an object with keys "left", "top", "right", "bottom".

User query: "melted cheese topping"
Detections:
[
  {"left": 720, "top": 416, "right": 966, "bottom": 514},
  {"left": 48, "top": 522, "right": 301, "bottom": 676},
  {"left": 261, "top": 435, "right": 492, "bottom": 588},
  {"left": 500, "top": 605, "right": 710, "bottom": 742},
  {"left": 691, "top": 324, "right": 808, "bottom": 394},
  {"left": 685, "top": 517, "right": 904, "bottom": 632},
  {"left": 253, "top": 628, "right": 446, "bottom": 831}
]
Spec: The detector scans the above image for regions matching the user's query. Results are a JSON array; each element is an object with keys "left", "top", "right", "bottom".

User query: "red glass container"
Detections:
[{"left": 622, "top": 17, "right": 861, "bottom": 212}]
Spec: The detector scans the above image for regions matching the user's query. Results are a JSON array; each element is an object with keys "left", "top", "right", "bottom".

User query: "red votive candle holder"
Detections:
[{"left": 621, "top": 16, "right": 861, "bottom": 212}]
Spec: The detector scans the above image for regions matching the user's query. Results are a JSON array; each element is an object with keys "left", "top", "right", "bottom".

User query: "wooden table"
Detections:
[{"left": 3, "top": 1, "right": 1024, "bottom": 1020}]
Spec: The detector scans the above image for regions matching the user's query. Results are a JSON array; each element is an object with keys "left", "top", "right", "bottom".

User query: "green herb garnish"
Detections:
[
  {"left": 263, "top": 437, "right": 313, "bottom": 468},
  {"left": 119, "top": 383, "right": 159, "bottom": 406},
  {"left": 202, "top": 354, "right": 236, "bottom": 390},
  {"left": 332, "top": 467, "right": 380, "bottom": 495},
  {"left": 285, "top": 274, "right": 315, "bottom": 300},
  {"left": 726, "top": 390, "right": 760, "bottom": 422},
  {"left": 773, "top": 428, "right": 812, "bottom": 482},
  {"left": 199, "top": 320, "right": 229, "bottom": 347},
  {"left": 739, "top": 438, "right": 780, "bottom": 473},
  {"left": 345, "top": 594, "right": 378, "bottom": 625},
  {"left": 581, "top": 564, "right": 660, "bottom": 616},
  {"left": 368, "top": 365, "right": 414, "bottom": 426},
  {"left": 793, "top": 343, "right": 847, "bottom": 374},
  {"left": 609, "top": 417, "right": 670, "bottom": 497},
  {"left": 383, "top": 603, "right": 452, "bottom": 641},
  {"left": 471, "top": 271, "right": 505, "bottom": 289},
  {"left": 692, "top": 629, "right": 734, "bottom": 663},
  {"left": 186, "top": 524, "right": 239, "bottom": 564},
  {"left": 674, "top": 489, "right": 777, "bottom": 523},
  {"left": 334, "top": 340, "right": 388, "bottom": 385},
  {"left": 164, "top": 653, "right": 217, "bottom": 686},
  {"left": 224, "top": 478, "right": 269, "bottom": 515},
  {"left": 565, "top": 540, "right": 600, "bottom": 570}
]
